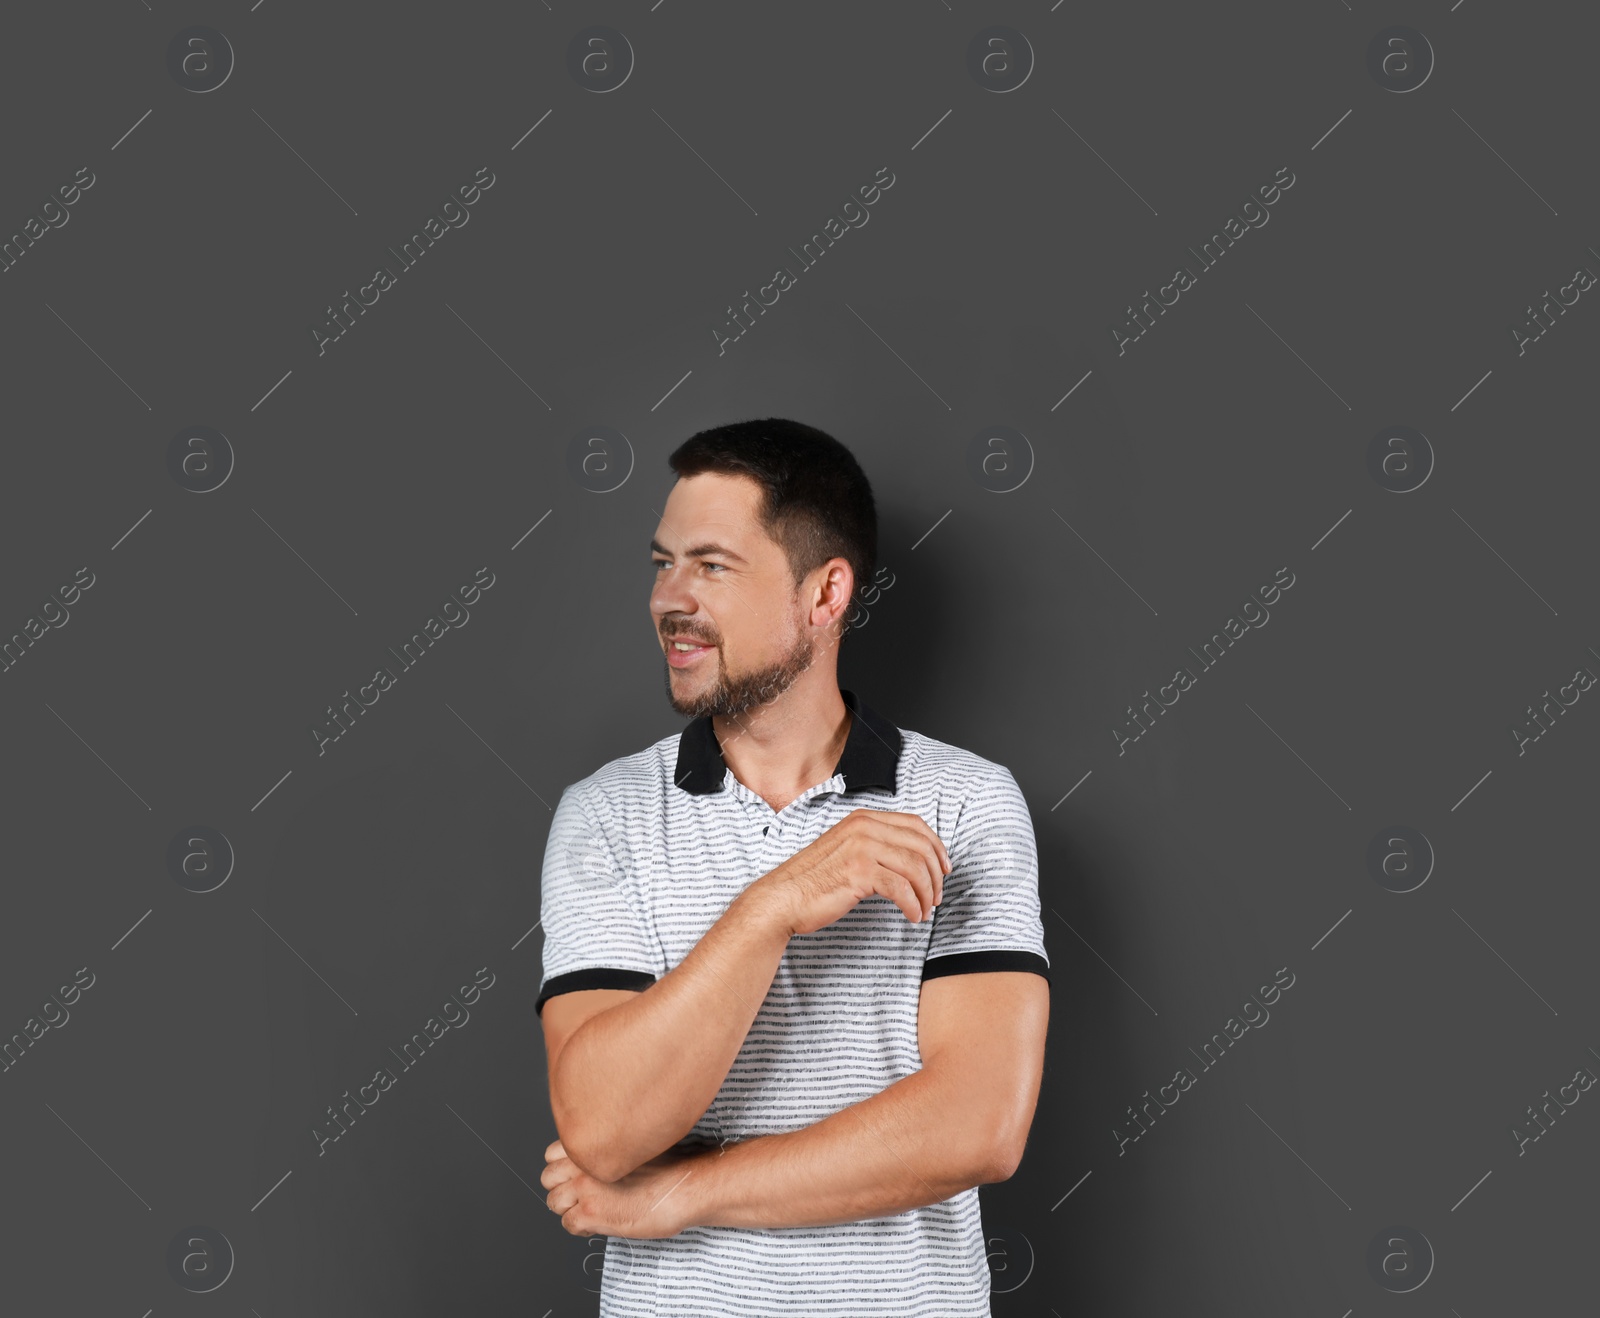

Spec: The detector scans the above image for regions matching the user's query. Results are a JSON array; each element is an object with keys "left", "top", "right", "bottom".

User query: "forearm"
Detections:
[
  {"left": 553, "top": 882, "right": 791, "bottom": 1182},
  {"left": 677, "top": 1062, "right": 999, "bottom": 1230}
]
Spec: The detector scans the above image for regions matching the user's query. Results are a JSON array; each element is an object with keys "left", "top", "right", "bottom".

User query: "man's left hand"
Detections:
[{"left": 541, "top": 1138, "right": 710, "bottom": 1239}]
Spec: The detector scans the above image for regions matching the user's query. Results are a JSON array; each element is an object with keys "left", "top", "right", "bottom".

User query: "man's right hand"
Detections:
[{"left": 754, "top": 808, "right": 951, "bottom": 936}]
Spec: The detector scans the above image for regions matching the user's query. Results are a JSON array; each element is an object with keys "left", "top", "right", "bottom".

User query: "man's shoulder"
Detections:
[
  {"left": 898, "top": 725, "right": 1021, "bottom": 799},
  {"left": 560, "top": 728, "right": 681, "bottom": 809}
]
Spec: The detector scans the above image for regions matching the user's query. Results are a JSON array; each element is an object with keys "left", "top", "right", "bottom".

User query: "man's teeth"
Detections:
[{"left": 673, "top": 642, "right": 704, "bottom": 650}]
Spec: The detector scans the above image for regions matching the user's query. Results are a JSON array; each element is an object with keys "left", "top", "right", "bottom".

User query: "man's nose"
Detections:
[{"left": 650, "top": 571, "right": 697, "bottom": 616}]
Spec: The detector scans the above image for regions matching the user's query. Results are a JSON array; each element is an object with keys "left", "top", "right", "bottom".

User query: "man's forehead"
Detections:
[{"left": 654, "top": 474, "right": 766, "bottom": 551}]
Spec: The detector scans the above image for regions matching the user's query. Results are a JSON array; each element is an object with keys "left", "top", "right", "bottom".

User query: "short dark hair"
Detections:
[{"left": 667, "top": 417, "right": 877, "bottom": 637}]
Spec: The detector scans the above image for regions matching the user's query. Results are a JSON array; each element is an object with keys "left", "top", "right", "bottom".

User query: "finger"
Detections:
[
  {"left": 848, "top": 816, "right": 941, "bottom": 915},
  {"left": 870, "top": 859, "right": 923, "bottom": 922},
  {"left": 906, "top": 821, "right": 950, "bottom": 906},
  {"left": 894, "top": 873, "right": 926, "bottom": 923},
  {"left": 886, "top": 811, "right": 951, "bottom": 872},
  {"left": 872, "top": 811, "right": 952, "bottom": 877},
  {"left": 911, "top": 815, "right": 952, "bottom": 874},
  {"left": 879, "top": 852, "right": 934, "bottom": 922},
  {"left": 891, "top": 839, "right": 941, "bottom": 916},
  {"left": 864, "top": 818, "right": 934, "bottom": 889},
  {"left": 545, "top": 1138, "right": 565, "bottom": 1161},
  {"left": 885, "top": 818, "right": 946, "bottom": 905}
]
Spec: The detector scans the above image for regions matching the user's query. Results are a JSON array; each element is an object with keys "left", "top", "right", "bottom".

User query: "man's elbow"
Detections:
[
  {"left": 947, "top": 1082, "right": 1036, "bottom": 1185},
  {"left": 968, "top": 1104, "right": 1033, "bottom": 1183},
  {"left": 570, "top": 1138, "right": 631, "bottom": 1184},
  {"left": 551, "top": 1074, "right": 632, "bottom": 1182},
  {"left": 974, "top": 1139, "right": 1024, "bottom": 1185},
  {"left": 555, "top": 1118, "right": 630, "bottom": 1184},
  {"left": 977, "top": 1076, "right": 1043, "bottom": 1183}
]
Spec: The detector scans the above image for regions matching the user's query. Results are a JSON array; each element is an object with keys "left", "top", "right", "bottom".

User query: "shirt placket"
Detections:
[{"left": 738, "top": 777, "right": 842, "bottom": 870}]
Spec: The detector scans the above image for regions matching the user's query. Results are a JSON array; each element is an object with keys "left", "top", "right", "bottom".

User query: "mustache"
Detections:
[{"left": 662, "top": 628, "right": 719, "bottom": 645}]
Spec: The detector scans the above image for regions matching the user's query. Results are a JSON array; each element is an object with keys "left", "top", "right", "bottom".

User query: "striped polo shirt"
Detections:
[{"left": 536, "top": 688, "right": 1050, "bottom": 1317}]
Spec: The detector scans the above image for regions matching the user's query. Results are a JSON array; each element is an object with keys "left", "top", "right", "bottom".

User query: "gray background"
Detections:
[{"left": 2, "top": 2, "right": 1595, "bottom": 1314}]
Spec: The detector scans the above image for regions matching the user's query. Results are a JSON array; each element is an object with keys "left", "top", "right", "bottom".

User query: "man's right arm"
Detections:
[{"left": 541, "top": 880, "right": 793, "bottom": 1184}]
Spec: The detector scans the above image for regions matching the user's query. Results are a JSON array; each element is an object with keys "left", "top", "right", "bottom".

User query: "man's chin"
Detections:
[{"left": 664, "top": 663, "right": 721, "bottom": 718}]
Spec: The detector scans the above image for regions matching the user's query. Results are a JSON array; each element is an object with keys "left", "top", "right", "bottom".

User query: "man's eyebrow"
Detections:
[{"left": 649, "top": 537, "right": 749, "bottom": 565}]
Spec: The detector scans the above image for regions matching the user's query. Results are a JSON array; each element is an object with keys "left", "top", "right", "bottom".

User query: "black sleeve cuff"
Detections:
[
  {"left": 921, "top": 950, "right": 1051, "bottom": 983},
  {"left": 536, "top": 968, "right": 656, "bottom": 1016}
]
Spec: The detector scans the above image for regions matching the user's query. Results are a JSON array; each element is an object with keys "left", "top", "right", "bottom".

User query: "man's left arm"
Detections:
[{"left": 543, "top": 969, "right": 1048, "bottom": 1236}]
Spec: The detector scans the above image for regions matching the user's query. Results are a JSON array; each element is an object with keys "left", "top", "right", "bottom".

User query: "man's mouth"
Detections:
[{"left": 664, "top": 637, "right": 715, "bottom": 668}]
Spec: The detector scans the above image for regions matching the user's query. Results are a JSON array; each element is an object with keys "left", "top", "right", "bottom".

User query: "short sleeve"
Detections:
[
  {"left": 922, "top": 767, "right": 1051, "bottom": 984},
  {"left": 536, "top": 784, "right": 660, "bottom": 1016}
]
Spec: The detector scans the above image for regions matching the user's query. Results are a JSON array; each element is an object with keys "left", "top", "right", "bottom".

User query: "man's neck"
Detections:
[{"left": 713, "top": 678, "right": 850, "bottom": 813}]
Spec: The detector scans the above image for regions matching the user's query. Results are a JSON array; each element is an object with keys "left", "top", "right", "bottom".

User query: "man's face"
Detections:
[{"left": 649, "top": 472, "right": 819, "bottom": 719}]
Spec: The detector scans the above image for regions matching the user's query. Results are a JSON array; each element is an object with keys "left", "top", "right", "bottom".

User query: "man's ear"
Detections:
[{"left": 815, "top": 557, "right": 855, "bottom": 631}]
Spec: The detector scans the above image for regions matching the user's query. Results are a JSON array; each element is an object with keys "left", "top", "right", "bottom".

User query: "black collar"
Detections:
[{"left": 674, "top": 689, "right": 902, "bottom": 796}]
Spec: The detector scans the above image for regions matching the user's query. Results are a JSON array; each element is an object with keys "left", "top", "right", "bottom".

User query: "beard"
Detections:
[{"left": 662, "top": 624, "right": 816, "bottom": 719}]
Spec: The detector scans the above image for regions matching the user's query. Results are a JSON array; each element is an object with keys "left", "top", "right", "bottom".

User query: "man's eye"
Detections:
[{"left": 704, "top": 563, "right": 724, "bottom": 572}]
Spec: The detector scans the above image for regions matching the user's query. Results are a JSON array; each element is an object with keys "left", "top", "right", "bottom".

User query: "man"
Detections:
[{"left": 537, "top": 417, "right": 1051, "bottom": 1316}]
